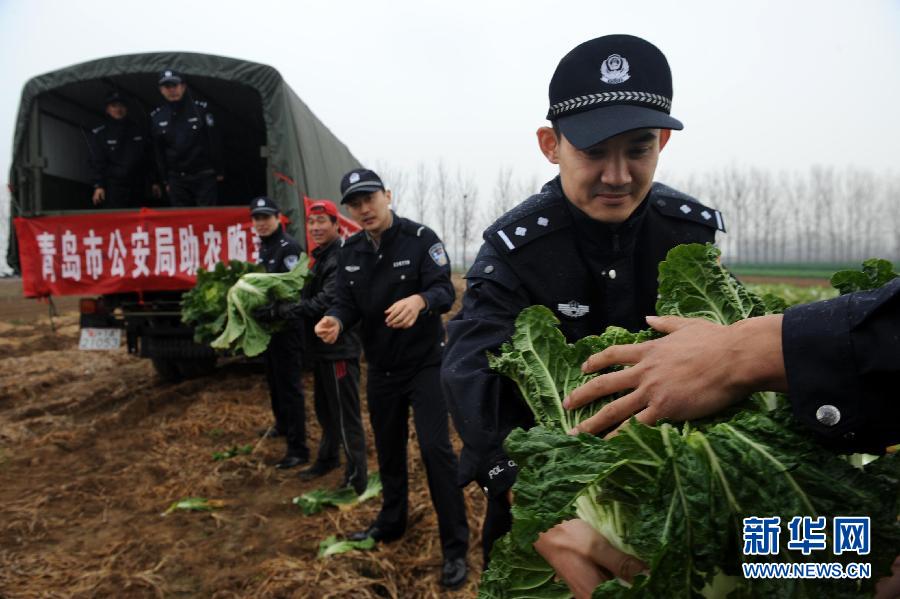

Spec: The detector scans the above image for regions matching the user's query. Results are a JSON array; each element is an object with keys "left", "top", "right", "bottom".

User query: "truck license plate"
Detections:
[{"left": 78, "top": 328, "right": 122, "bottom": 350}]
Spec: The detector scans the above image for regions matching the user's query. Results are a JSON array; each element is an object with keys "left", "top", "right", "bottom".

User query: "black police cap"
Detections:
[
  {"left": 250, "top": 196, "right": 279, "bottom": 216},
  {"left": 158, "top": 69, "right": 184, "bottom": 86},
  {"left": 105, "top": 90, "right": 125, "bottom": 106},
  {"left": 340, "top": 168, "right": 385, "bottom": 204},
  {"left": 548, "top": 34, "right": 683, "bottom": 150}
]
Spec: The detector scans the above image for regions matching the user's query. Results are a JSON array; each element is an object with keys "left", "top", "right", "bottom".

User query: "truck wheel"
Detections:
[
  {"left": 177, "top": 356, "right": 217, "bottom": 379},
  {"left": 152, "top": 357, "right": 182, "bottom": 382}
]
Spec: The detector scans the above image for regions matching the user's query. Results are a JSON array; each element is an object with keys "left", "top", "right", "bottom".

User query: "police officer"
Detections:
[
  {"left": 259, "top": 200, "right": 368, "bottom": 494},
  {"left": 88, "top": 91, "right": 157, "bottom": 209},
  {"left": 441, "top": 34, "right": 726, "bottom": 565},
  {"left": 249, "top": 196, "right": 309, "bottom": 469},
  {"left": 150, "top": 70, "right": 224, "bottom": 207},
  {"left": 314, "top": 169, "right": 469, "bottom": 589}
]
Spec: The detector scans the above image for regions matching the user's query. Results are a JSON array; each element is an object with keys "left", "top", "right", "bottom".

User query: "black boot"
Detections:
[
  {"left": 274, "top": 454, "right": 309, "bottom": 469},
  {"left": 440, "top": 557, "right": 468, "bottom": 589},
  {"left": 298, "top": 460, "right": 340, "bottom": 481}
]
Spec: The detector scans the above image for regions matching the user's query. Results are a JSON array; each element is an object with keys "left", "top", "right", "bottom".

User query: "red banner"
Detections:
[
  {"left": 303, "top": 196, "right": 361, "bottom": 256},
  {"left": 14, "top": 207, "right": 260, "bottom": 298}
]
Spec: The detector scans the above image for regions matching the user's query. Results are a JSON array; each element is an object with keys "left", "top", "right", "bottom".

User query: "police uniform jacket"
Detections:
[
  {"left": 442, "top": 176, "right": 724, "bottom": 496},
  {"left": 281, "top": 239, "right": 361, "bottom": 362},
  {"left": 150, "top": 94, "right": 224, "bottom": 177},
  {"left": 88, "top": 118, "right": 153, "bottom": 188},
  {"left": 783, "top": 277, "right": 900, "bottom": 453},
  {"left": 327, "top": 212, "right": 454, "bottom": 374},
  {"left": 257, "top": 225, "right": 303, "bottom": 329}
]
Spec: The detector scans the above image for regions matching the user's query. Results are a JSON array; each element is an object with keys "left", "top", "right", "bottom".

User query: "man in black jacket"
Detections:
[
  {"left": 88, "top": 91, "right": 156, "bottom": 209},
  {"left": 150, "top": 70, "right": 224, "bottom": 207},
  {"left": 441, "top": 34, "right": 725, "bottom": 565},
  {"left": 260, "top": 200, "right": 368, "bottom": 493},
  {"left": 315, "top": 169, "right": 469, "bottom": 589},
  {"left": 249, "top": 196, "right": 308, "bottom": 469}
]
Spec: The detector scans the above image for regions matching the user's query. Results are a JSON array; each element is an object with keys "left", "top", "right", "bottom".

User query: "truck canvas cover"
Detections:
[{"left": 7, "top": 51, "right": 361, "bottom": 293}]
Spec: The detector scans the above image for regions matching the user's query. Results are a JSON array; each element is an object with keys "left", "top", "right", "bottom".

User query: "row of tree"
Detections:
[
  {"left": 377, "top": 163, "right": 900, "bottom": 270},
  {"left": 1, "top": 165, "right": 895, "bottom": 274}
]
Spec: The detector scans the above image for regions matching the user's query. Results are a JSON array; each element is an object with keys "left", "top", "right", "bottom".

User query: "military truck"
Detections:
[{"left": 7, "top": 52, "right": 360, "bottom": 380}]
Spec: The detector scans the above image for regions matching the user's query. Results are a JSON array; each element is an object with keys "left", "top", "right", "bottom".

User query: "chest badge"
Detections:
[
  {"left": 558, "top": 300, "right": 590, "bottom": 318},
  {"left": 345, "top": 265, "right": 360, "bottom": 272},
  {"left": 393, "top": 259, "right": 411, "bottom": 268}
]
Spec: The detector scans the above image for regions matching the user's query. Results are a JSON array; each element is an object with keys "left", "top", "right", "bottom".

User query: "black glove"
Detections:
[
  {"left": 275, "top": 302, "right": 297, "bottom": 319},
  {"left": 252, "top": 303, "right": 278, "bottom": 323}
]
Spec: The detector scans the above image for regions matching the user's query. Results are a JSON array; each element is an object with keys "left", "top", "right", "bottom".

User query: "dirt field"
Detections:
[{"left": 0, "top": 278, "right": 487, "bottom": 598}]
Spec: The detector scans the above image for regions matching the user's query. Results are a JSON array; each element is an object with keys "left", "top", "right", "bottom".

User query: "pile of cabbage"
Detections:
[{"left": 481, "top": 244, "right": 899, "bottom": 598}]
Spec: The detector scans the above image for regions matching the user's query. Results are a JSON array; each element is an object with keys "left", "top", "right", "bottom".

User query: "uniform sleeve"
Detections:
[
  {"left": 87, "top": 132, "right": 106, "bottom": 188},
  {"left": 150, "top": 121, "right": 167, "bottom": 183},
  {"left": 442, "top": 242, "right": 534, "bottom": 496},
  {"left": 783, "top": 277, "right": 900, "bottom": 452},
  {"left": 205, "top": 108, "right": 225, "bottom": 176},
  {"left": 142, "top": 130, "right": 159, "bottom": 187},
  {"left": 417, "top": 229, "right": 455, "bottom": 314},
  {"left": 325, "top": 246, "right": 362, "bottom": 331},
  {"left": 285, "top": 252, "right": 337, "bottom": 320}
]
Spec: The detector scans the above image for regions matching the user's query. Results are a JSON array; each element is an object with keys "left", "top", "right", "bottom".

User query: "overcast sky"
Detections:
[{"left": 1, "top": 0, "right": 899, "bottom": 232}]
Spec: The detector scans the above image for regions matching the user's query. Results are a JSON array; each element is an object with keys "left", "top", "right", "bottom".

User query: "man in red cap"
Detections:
[{"left": 257, "top": 200, "right": 367, "bottom": 493}]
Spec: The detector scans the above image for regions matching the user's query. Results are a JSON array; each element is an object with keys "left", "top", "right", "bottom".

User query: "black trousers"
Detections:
[
  {"left": 311, "top": 358, "right": 367, "bottom": 488},
  {"left": 104, "top": 178, "right": 142, "bottom": 209},
  {"left": 264, "top": 327, "right": 308, "bottom": 459},
  {"left": 167, "top": 169, "right": 217, "bottom": 207},
  {"left": 482, "top": 493, "right": 512, "bottom": 569},
  {"left": 367, "top": 365, "right": 469, "bottom": 560}
]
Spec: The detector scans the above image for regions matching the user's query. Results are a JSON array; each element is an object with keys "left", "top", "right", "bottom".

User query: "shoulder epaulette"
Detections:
[
  {"left": 342, "top": 231, "right": 364, "bottom": 247},
  {"left": 150, "top": 107, "right": 162, "bottom": 116},
  {"left": 399, "top": 218, "right": 429, "bottom": 238},
  {"left": 484, "top": 188, "right": 570, "bottom": 254},
  {"left": 91, "top": 125, "right": 105, "bottom": 134},
  {"left": 650, "top": 183, "right": 726, "bottom": 233}
]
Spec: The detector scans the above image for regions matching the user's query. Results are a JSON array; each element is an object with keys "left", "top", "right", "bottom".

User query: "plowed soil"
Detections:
[{"left": 0, "top": 278, "right": 486, "bottom": 598}]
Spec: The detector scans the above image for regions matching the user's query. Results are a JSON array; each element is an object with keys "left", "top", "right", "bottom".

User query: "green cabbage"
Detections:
[
  {"left": 317, "top": 534, "right": 376, "bottom": 558},
  {"left": 292, "top": 472, "right": 382, "bottom": 516},
  {"left": 480, "top": 244, "right": 900, "bottom": 599},
  {"left": 209, "top": 257, "right": 310, "bottom": 357},
  {"left": 181, "top": 260, "right": 266, "bottom": 345}
]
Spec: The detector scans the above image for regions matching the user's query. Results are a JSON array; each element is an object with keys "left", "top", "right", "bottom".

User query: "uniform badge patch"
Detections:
[
  {"left": 205, "top": 113, "right": 215, "bottom": 127},
  {"left": 600, "top": 54, "right": 630, "bottom": 84},
  {"left": 557, "top": 300, "right": 590, "bottom": 318},
  {"left": 428, "top": 243, "right": 449, "bottom": 267},
  {"left": 283, "top": 255, "right": 299, "bottom": 270},
  {"left": 345, "top": 265, "right": 360, "bottom": 272}
]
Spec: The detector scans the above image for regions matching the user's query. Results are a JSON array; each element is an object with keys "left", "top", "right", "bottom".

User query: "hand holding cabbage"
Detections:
[{"left": 480, "top": 245, "right": 900, "bottom": 599}]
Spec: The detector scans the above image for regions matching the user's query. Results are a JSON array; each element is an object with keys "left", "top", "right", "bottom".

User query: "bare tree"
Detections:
[
  {"left": 454, "top": 171, "right": 479, "bottom": 271},
  {"left": 412, "top": 162, "right": 431, "bottom": 224},
  {"left": 882, "top": 174, "right": 900, "bottom": 261},
  {"left": 751, "top": 169, "right": 778, "bottom": 263},
  {"left": 434, "top": 160, "right": 454, "bottom": 252},
  {"left": 515, "top": 174, "right": 541, "bottom": 202},
  {"left": 490, "top": 166, "right": 515, "bottom": 222},
  {"left": 374, "top": 161, "right": 408, "bottom": 215}
]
